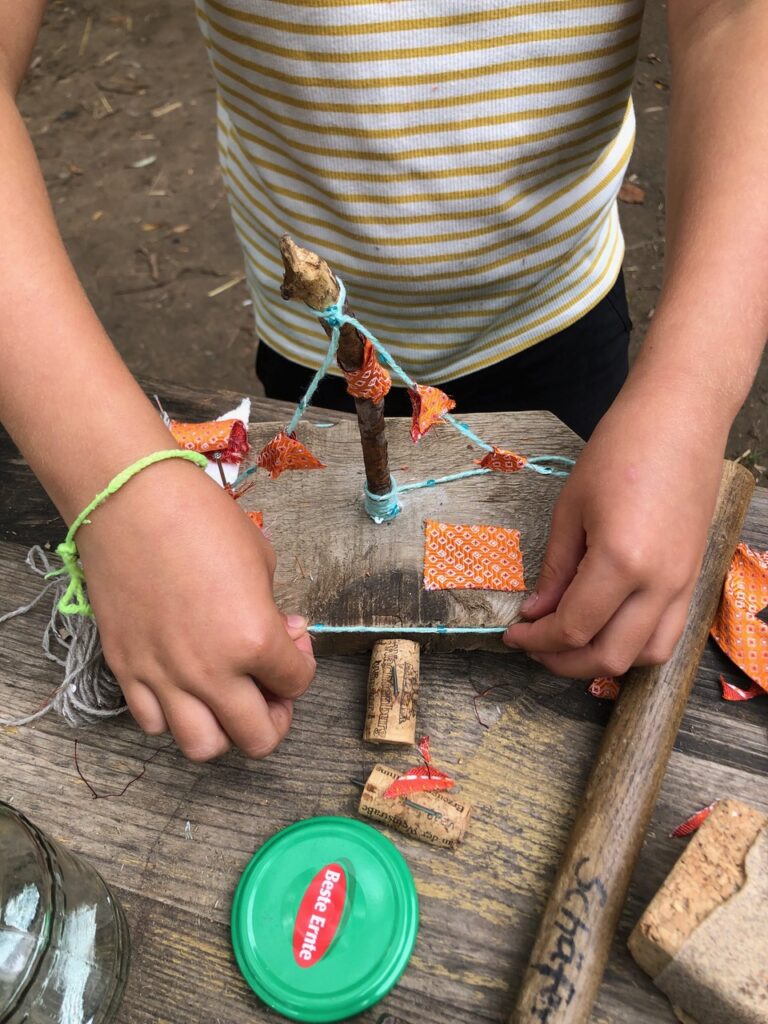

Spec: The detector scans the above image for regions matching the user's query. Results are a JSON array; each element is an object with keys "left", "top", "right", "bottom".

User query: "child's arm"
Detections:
[
  {"left": 505, "top": 0, "right": 768, "bottom": 677},
  {"left": 0, "top": 6, "right": 316, "bottom": 759}
]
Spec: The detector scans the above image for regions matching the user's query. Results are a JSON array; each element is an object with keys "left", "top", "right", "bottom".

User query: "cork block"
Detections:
[{"left": 628, "top": 798, "right": 768, "bottom": 979}]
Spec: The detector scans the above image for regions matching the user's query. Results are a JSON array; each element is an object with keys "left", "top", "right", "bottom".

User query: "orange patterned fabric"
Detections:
[
  {"left": 711, "top": 543, "right": 768, "bottom": 693},
  {"left": 341, "top": 340, "right": 391, "bottom": 404},
  {"left": 170, "top": 419, "right": 249, "bottom": 462},
  {"left": 587, "top": 676, "right": 621, "bottom": 701},
  {"left": 246, "top": 510, "right": 264, "bottom": 529},
  {"left": 257, "top": 431, "right": 325, "bottom": 480},
  {"left": 423, "top": 520, "right": 525, "bottom": 592},
  {"left": 408, "top": 385, "right": 456, "bottom": 443},
  {"left": 477, "top": 446, "right": 528, "bottom": 473}
]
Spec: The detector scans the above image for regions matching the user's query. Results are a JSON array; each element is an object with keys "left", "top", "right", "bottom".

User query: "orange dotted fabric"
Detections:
[
  {"left": 246, "top": 510, "right": 264, "bottom": 529},
  {"left": 408, "top": 385, "right": 456, "bottom": 443},
  {"left": 170, "top": 419, "right": 249, "bottom": 463},
  {"left": 257, "top": 431, "right": 325, "bottom": 480},
  {"left": 423, "top": 520, "right": 525, "bottom": 592},
  {"left": 711, "top": 543, "right": 768, "bottom": 693},
  {"left": 477, "top": 446, "right": 528, "bottom": 473},
  {"left": 341, "top": 340, "right": 391, "bottom": 404},
  {"left": 587, "top": 676, "right": 621, "bottom": 701}
]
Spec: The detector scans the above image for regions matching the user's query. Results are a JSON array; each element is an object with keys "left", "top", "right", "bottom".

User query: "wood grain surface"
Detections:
[
  {"left": 243, "top": 413, "right": 582, "bottom": 654},
  {"left": 1, "top": 384, "right": 767, "bottom": 1024}
]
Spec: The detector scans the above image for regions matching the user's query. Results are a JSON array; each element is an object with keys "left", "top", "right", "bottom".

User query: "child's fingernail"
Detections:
[
  {"left": 286, "top": 614, "right": 307, "bottom": 631},
  {"left": 522, "top": 591, "right": 539, "bottom": 614},
  {"left": 503, "top": 631, "right": 520, "bottom": 650},
  {"left": 528, "top": 654, "right": 543, "bottom": 664}
]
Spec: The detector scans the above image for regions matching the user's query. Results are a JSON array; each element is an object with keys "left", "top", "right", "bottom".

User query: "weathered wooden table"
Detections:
[{"left": 1, "top": 380, "right": 766, "bottom": 1024}]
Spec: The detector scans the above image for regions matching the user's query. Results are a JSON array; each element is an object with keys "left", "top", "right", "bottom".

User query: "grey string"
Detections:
[{"left": 0, "top": 547, "right": 125, "bottom": 727}]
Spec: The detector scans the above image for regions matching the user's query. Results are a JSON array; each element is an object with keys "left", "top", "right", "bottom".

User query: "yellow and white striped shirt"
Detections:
[{"left": 196, "top": 0, "right": 643, "bottom": 382}]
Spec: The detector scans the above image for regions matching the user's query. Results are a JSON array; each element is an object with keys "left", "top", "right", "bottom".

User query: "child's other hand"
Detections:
[
  {"left": 503, "top": 376, "right": 728, "bottom": 678},
  {"left": 77, "top": 460, "right": 316, "bottom": 760}
]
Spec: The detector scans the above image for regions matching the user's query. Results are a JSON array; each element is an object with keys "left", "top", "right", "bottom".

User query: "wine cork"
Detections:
[
  {"left": 358, "top": 763, "right": 471, "bottom": 850},
  {"left": 363, "top": 639, "right": 420, "bottom": 745}
]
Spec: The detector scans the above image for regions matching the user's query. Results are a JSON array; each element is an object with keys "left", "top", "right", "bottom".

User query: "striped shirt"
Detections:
[{"left": 196, "top": 0, "right": 643, "bottom": 383}]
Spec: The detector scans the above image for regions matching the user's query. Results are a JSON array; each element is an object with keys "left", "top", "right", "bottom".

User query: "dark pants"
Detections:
[{"left": 256, "top": 272, "right": 632, "bottom": 440}]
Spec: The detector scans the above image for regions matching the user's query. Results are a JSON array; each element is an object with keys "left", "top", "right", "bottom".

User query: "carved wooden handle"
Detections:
[{"left": 509, "top": 459, "right": 755, "bottom": 1024}]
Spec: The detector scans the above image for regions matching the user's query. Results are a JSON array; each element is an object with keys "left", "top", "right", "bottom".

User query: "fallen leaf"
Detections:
[{"left": 619, "top": 182, "right": 646, "bottom": 204}]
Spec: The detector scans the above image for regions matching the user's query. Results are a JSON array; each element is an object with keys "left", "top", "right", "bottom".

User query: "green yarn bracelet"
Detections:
[{"left": 48, "top": 449, "right": 210, "bottom": 617}]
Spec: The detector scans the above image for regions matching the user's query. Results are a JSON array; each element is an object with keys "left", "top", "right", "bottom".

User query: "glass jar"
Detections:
[{"left": 0, "top": 801, "right": 129, "bottom": 1023}]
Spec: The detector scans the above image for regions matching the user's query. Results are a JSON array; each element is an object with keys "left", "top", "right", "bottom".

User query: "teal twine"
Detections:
[
  {"left": 525, "top": 455, "right": 575, "bottom": 477},
  {"left": 309, "top": 624, "right": 507, "bottom": 635},
  {"left": 234, "top": 278, "right": 575, "bottom": 496},
  {"left": 285, "top": 281, "right": 346, "bottom": 435},
  {"left": 398, "top": 468, "right": 491, "bottom": 492},
  {"left": 364, "top": 483, "right": 401, "bottom": 523},
  {"left": 441, "top": 412, "right": 494, "bottom": 452}
]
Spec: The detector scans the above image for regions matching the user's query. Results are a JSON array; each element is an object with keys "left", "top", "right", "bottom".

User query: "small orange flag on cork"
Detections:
[
  {"left": 477, "top": 446, "right": 528, "bottom": 473},
  {"left": 257, "top": 431, "right": 325, "bottom": 480},
  {"left": 711, "top": 543, "right": 768, "bottom": 693},
  {"left": 408, "top": 385, "right": 456, "bottom": 442}
]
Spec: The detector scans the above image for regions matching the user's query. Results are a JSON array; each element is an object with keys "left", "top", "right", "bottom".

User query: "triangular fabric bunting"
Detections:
[
  {"left": 257, "top": 431, "right": 325, "bottom": 480},
  {"left": 170, "top": 418, "right": 249, "bottom": 463},
  {"left": 408, "top": 385, "right": 456, "bottom": 443},
  {"left": 341, "top": 339, "right": 392, "bottom": 404},
  {"left": 477, "top": 446, "right": 528, "bottom": 473}
]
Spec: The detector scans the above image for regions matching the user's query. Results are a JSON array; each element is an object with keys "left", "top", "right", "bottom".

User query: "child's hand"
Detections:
[
  {"left": 77, "top": 459, "right": 316, "bottom": 761},
  {"left": 503, "top": 376, "right": 729, "bottom": 678}
]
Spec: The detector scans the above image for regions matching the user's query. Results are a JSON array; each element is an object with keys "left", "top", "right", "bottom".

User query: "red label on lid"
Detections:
[{"left": 292, "top": 863, "right": 347, "bottom": 968}]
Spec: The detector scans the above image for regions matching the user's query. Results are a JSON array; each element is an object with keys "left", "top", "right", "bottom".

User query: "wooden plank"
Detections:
[{"left": 243, "top": 412, "right": 582, "bottom": 654}]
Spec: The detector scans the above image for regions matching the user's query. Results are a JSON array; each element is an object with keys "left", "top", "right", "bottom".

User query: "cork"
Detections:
[
  {"left": 363, "top": 639, "right": 420, "bottom": 745},
  {"left": 358, "top": 763, "right": 470, "bottom": 850},
  {"left": 629, "top": 798, "right": 768, "bottom": 978}
]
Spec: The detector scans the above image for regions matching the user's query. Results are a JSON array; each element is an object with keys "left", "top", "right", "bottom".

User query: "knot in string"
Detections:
[
  {"left": 311, "top": 278, "right": 348, "bottom": 331},
  {"left": 48, "top": 538, "right": 92, "bottom": 617}
]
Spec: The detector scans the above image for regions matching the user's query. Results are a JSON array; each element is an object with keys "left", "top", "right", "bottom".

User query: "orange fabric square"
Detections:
[
  {"left": 711, "top": 543, "right": 768, "bottom": 693},
  {"left": 423, "top": 520, "right": 525, "bottom": 592}
]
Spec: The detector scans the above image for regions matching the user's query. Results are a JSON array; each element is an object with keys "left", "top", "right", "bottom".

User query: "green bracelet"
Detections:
[{"left": 48, "top": 449, "right": 210, "bottom": 617}]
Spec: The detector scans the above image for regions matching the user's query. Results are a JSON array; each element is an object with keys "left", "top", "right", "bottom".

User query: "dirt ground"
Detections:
[{"left": 18, "top": 1, "right": 768, "bottom": 481}]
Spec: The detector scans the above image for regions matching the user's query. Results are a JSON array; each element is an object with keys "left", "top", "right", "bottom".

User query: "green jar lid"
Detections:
[{"left": 231, "top": 816, "right": 419, "bottom": 1023}]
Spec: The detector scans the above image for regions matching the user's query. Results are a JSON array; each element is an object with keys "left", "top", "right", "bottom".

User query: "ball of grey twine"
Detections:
[{"left": 0, "top": 547, "right": 125, "bottom": 727}]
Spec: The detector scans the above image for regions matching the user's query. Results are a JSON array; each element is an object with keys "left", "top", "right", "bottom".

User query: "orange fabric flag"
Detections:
[
  {"left": 711, "top": 543, "right": 768, "bottom": 692},
  {"left": 170, "top": 418, "right": 249, "bottom": 462},
  {"left": 257, "top": 431, "right": 325, "bottom": 480},
  {"left": 408, "top": 385, "right": 456, "bottom": 442},
  {"left": 341, "top": 340, "right": 391, "bottom": 404},
  {"left": 477, "top": 446, "right": 528, "bottom": 473}
]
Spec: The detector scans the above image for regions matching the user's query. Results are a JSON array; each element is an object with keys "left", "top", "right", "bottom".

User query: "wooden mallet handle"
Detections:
[{"left": 510, "top": 459, "right": 754, "bottom": 1024}]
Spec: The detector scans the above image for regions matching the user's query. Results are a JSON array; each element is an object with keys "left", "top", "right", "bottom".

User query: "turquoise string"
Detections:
[
  {"left": 309, "top": 624, "right": 507, "bottom": 635},
  {"left": 235, "top": 276, "right": 575, "bottom": 499},
  {"left": 397, "top": 468, "right": 491, "bottom": 492},
  {"left": 285, "top": 280, "right": 346, "bottom": 436},
  {"left": 525, "top": 455, "right": 576, "bottom": 478},
  {"left": 364, "top": 485, "right": 401, "bottom": 523}
]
